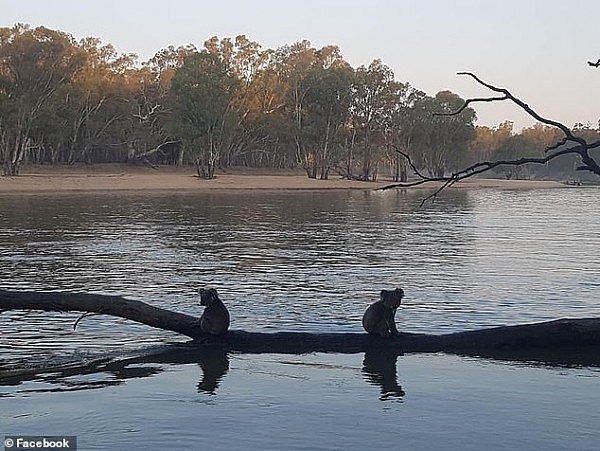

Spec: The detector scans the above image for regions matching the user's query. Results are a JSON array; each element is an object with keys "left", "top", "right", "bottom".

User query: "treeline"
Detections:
[{"left": 0, "top": 24, "right": 597, "bottom": 179}]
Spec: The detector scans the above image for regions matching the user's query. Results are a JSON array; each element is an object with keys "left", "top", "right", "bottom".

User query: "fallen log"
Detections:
[
  {"left": 0, "top": 289, "right": 204, "bottom": 338},
  {"left": 1, "top": 289, "right": 600, "bottom": 359}
]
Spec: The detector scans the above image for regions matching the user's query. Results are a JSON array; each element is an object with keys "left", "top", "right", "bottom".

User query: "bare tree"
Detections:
[{"left": 380, "top": 71, "right": 600, "bottom": 202}]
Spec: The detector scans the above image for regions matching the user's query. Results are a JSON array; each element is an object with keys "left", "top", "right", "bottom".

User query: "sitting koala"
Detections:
[
  {"left": 199, "top": 288, "right": 230, "bottom": 335},
  {"left": 362, "top": 288, "right": 404, "bottom": 337}
]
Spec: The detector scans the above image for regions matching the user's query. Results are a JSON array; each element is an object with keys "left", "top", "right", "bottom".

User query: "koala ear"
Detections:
[{"left": 380, "top": 289, "right": 386, "bottom": 299}]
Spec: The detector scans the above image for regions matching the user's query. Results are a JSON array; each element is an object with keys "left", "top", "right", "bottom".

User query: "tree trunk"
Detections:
[
  {"left": 1, "top": 130, "right": 28, "bottom": 176},
  {"left": 400, "top": 160, "right": 407, "bottom": 182},
  {"left": 126, "top": 142, "right": 136, "bottom": 162},
  {"left": 0, "top": 290, "right": 203, "bottom": 338},
  {"left": 304, "top": 152, "right": 317, "bottom": 179},
  {"left": 320, "top": 113, "right": 332, "bottom": 180},
  {"left": 1, "top": 290, "right": 600, "bottom": 361}
]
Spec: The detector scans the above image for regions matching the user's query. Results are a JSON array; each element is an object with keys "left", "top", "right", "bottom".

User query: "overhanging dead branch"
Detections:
[
  {"left": 433, "top": 95, "right": 508, "bottom": 117},
  {"left": 546, "top": 137, "right": 569, "bottom": 153},
  {"left": 379, "top": 147, "right": 575, "bottom": 192},
  {"left": 379, "top": 72, "right": 600, "bottom": 202},
  {"left": 455, "top": 72, "right": 583, "bottom": 144}
]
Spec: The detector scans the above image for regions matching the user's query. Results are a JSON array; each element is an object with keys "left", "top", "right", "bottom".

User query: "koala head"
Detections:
[
  {"left": 380, "top": 288, "right": 404, "bottom": 309},
  {"left": 200, "top": 288, "right": 219, "bottom": 306}
]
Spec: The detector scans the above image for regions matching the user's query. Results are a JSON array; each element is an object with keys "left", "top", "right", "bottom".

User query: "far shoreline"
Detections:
[{"left": 0, "top": 164, "right": 571, "bottom": 195}]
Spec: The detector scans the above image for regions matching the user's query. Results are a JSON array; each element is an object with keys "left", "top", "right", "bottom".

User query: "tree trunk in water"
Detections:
[{"left": 1, "top": 290, "right": 600, "bottom": 363}]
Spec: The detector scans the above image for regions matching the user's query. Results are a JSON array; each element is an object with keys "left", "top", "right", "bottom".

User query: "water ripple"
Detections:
[{"left": 1, "top": 187, "right": 599, "bottom": 363}]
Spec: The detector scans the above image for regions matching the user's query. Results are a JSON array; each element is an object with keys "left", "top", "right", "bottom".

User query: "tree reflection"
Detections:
[{"left": 362, "top": 349, "right": 405, "bottom": 401}]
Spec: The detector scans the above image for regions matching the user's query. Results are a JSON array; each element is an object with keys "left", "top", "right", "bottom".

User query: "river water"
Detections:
[{"left": 1, "top": 187, "right": 599, "bottom": 449}]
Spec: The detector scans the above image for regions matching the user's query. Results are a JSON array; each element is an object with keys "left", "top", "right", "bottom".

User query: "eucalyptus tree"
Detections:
[
  {"left": 302, "top": 63, "right": 353, "bottom": 179},
  {"left": 146, "top": 44, "right": 197, "bottom": 86},
  {"left": 469, "top": 122, "right": 549, "bottom": 180},
  {"left": 0, "top": 24, "right": 85, "bottom": 174},
  {"left": 264, "top": 41, "right": 353, "bottom": 176},
  {"left": 468, "top": 121, "right": 514, "bottom": 165},
  {"left": 116, "top": 66, "right": 175, "bottom": 165},
  {"left": 411, "top": 91, "right": 476, "bottom": 178},
  {"left": 491, "top": 134, "right": 540, "bottom": 179},
  {"left": 386, "top": 84, "right": 425, "bottom": 182},
  {"left": 240, "top": 54, "right": 291, "bottom": 167},
  {"left": 60, "top": 38, "right": 139, "bottom": 164},
  {"left": 520, "top": 123, "right": 562, "bottom": 152},
  {"left": 142, "top": 44, "right": 197, "bottom": 165},
  {"left": 204, "top": 35, "right": 278, "bottom": 167},
  {"left": 514, "top": 123, "right": 590, "bottom": 178},
  {"left": 273, "top": 40, "right": 319, "bottom": 172},
  {"left": 168, "top": 51, "right": 238, "bottom": 178},
  {"left": 0, "top": 29, "right": 144, "bottom": 167},
  {"left": 350, "top": 59, "right": 404, "bottom": 181}
]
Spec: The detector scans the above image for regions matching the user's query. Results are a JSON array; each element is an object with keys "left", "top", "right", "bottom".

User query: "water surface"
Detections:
[
  {"left": 1, "top": 187, "right": 599, "bottom": 449},
  {"left": 1, "top": 351, "right": 598, "bottom": 450},
  {"left": 1, "top": 187, "right": 598, "bottom": 358}
]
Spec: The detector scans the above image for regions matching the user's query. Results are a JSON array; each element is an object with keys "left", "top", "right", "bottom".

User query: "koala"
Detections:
[
  {"left": 362, "top": 288, "right": 404, "bottom": 337},
  {"left": 199, "top": 288, "right": 230, "bottom": 335}
]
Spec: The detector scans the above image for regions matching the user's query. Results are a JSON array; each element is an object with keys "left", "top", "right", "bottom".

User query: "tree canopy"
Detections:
[{"left": 1, "top": 24, "right": 597, "bottom": 181}]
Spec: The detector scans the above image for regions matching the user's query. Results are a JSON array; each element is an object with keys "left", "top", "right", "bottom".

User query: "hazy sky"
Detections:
[{"left": 2, "top": 0, "right": 599, "bottom": 130}]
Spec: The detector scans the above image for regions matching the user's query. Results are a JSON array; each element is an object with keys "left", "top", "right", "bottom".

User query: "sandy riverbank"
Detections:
[{"left": 0, "top": 164, "right": 568, "bottom": 195}]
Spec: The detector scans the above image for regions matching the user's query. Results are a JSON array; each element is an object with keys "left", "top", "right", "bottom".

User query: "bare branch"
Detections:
[
  {"left": 73, "top": 312, "right": 102, "bottom": 330},
  {"left": 382, "top": 72, "right": 600, "bottom": 203},
  {"left": 434, "top": 95, "right": 508, "bottom": 117},
  {"left": 588, "top": 140, "right": 600, "bottom": 149},
  {"left": 455, "top": 72, "right": 583, "bottom": 145},
  {"left": 587, "top": 59, "right": 600, "bottom": 68},
  {"left": 390, "top": 145, "right": 428, "bottom": 180},
  {"left": 545, "top": 137, "right": 569, "bottom": 153},
  {"left": 379, "top": 146, "right": 581, "bottom": 196},
  {"left": 133, "top": 140, "right": 180, "bottom": 159},
  {"left": 578, "top": 152, "right": 600, "bottom": 175},
  {"left": 133, "top": 103, "right": 162, "bottom": 122},
  {"left": 417, "top": 179, "right": 458, "bottom": 206}
]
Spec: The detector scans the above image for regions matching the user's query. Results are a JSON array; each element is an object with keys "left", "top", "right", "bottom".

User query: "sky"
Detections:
[{"left": 2, "top": 0, "right": 599, "bottom": 130}]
